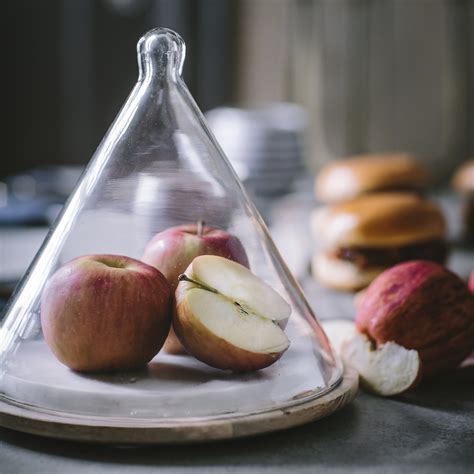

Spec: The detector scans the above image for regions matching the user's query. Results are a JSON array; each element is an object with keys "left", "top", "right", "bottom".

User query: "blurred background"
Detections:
[
  {"left": 2, "top": 0, "right": 474, "bottom": 308},
  {"left": 5, "top": 0, "right": 474, "bottom": 178}
]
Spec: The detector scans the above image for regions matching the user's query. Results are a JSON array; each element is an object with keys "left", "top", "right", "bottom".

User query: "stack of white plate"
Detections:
[{"left": 206, "top": 103, "right": 306, "bottom": 196}]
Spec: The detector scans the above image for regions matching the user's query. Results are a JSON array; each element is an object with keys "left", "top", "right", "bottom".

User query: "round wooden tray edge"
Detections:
[{"left": 0, "top": 366, "right": 358, "bottom": 444}]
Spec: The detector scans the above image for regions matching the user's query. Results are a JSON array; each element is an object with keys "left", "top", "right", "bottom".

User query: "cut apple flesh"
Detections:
[
  {"left": 174, "top": 255, "right": 291, "bottom": 371},
  {"left": 341, "top": 332, "right": 422, "bottom": 396},
  {"left": 186, "top": 289, "right": 289, "bottom": 354},
  {"left": 190, "top": 255, "right": 291, "bottom": 323}
]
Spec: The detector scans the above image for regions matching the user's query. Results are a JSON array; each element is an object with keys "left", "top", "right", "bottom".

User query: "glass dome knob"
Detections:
[{"left": 137, "top": 27, "right": 185, "bottom": 80}]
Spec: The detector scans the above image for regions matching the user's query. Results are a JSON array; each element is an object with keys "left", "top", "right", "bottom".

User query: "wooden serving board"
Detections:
[{"left": 0, "top": 367, "right": 357, "bottom": 444}]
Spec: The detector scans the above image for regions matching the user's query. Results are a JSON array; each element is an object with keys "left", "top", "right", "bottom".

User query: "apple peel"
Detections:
[{"left": 341, "top": 332, "right": 422, "bottom": 397}]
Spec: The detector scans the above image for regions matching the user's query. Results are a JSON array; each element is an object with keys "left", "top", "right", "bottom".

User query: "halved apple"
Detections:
[
  {"left": 341, "top": 332, "right": 422, "bottom": 396},
  {"left": 174, "top": 255, "right": 291, "bottom": 372}
]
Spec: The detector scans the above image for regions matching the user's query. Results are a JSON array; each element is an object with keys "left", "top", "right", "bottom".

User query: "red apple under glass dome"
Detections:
[{"left": 0, "top": 27, "right": 349, "bottom": 443}]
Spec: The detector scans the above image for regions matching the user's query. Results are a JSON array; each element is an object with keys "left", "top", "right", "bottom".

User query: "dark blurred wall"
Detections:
[
  {"left": 4, "top": 0, "right": 237, "bottom": 178},
  {"left": 6, "top": 1, "right": 61, "bottom": 177}
]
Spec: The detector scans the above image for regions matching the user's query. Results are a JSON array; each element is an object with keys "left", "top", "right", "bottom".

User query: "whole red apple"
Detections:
[
  {"left": 142, "top": 222, "right": 249, "bottom": 288},
  {"left": 356, "top": 260, "right": 474, "bottom": 377},
  {"left": 142, "top": 222, "right": 249, "bottom": 354},
  {"left": 41, "top": 254, "right": 172, "bottom": 372}
]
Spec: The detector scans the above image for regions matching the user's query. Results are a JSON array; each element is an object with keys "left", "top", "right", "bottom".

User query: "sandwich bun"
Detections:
[
  {"left": 315, "top": 153, "right": 429, "bottom": 203},
  {"left": 311, "top": 193, "right": 445, "bottom": 248}
]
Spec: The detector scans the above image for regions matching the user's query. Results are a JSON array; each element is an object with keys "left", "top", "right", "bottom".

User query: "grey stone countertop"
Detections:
[
  {"left": 1, "top": 380, "right": 472, "bottom": 474},
  {"left": 1, "top": 190, "right": 473, "bottom": 473}
]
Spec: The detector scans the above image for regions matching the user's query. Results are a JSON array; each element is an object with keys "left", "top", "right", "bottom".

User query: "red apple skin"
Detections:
[
  {"left": 41, "top": 254, "right": 172, "bottom": 372},
  {"left": 356, "top": 260, "right": 474, "bottom": 377},
  {"left": 142, "top": 224, "right": 249, "bottom": 288},
  {"left": 162, "top": 327, "right": 185, "bottom": 355},
  {"left": 469, "top": 270, "right": 474, "bottom": 294},
  {"left": 142, "top": 224, "right": 249, "bottom": 354}
]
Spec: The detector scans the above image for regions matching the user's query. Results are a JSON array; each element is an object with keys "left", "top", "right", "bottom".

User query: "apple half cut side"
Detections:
[
  {"left": 174, "top": 255, "right": 291, "bottom": 372},
  {"left": 188, "top": 254, "right": 291, "bottom": 327},
  {"left": 341, "top": 332, "right": 422, "bottom": 397}
]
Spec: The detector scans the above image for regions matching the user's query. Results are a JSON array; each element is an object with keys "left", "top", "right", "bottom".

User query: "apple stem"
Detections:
[
  {"left": 197, "top": 220, "right": 204, "bottom": 237},
  {"left": 178, "top": 274, "right": 218, "bottom": 294}
]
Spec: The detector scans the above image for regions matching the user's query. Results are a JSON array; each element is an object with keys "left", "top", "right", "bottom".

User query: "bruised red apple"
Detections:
[
  {"left": 142, "top": 222, "right": 249, "bottom": 354},
  {"left": 174, "top": 256, "right": 291, "bottom": 372},
  {"left": 41, "top": 254, "right": 172, "bottom": 372},
  {"left": 356, "top": 260, "right": 474, "bottom": 377}
]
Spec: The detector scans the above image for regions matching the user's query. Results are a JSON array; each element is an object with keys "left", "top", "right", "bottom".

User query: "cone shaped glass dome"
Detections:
[{"left": 0, "top": 29, "right": 342, "bottom": 430}]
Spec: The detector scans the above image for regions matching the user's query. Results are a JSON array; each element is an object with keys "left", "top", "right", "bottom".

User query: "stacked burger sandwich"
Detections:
[{"left": 311, "top": 153, "right": 447, "bottom": 291}]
